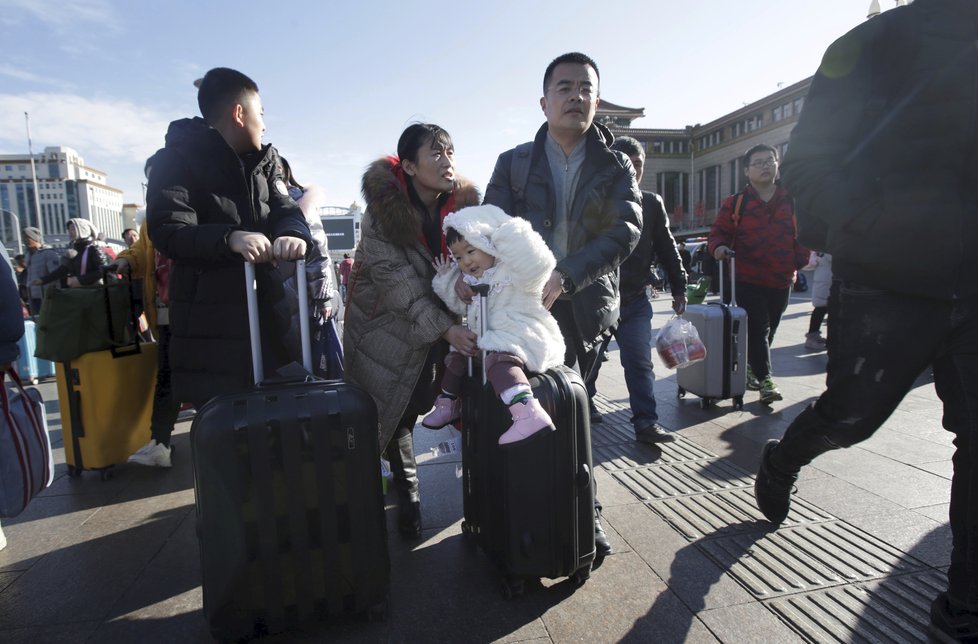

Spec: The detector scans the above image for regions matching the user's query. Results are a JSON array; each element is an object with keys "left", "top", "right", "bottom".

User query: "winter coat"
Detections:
[
  {"left": 782, "top": 0, "right": 978, "bottom": 299},
  {"left": 620, "top": 191, "right": 687, "bottom": 303},
  {"left": 40, "top": 218, "right": 108, "bottom": 287},
  {"left": 25, "top": 246, "right": 62, "bottom": 300},
  {"left": 708, "top": 185, "right": 809, "bottom": 290},
  {"left": 146, "top": 117, "right": 311, "bottom": 404},
  {"left": 433, "top": 205, "right": 565, "bottom": 373},
  {"left": 1, "top": 245, "right": 24, "bottom": 366},
  {"left": 343, "top": 158, "right": 480, "bottom": 449},
  {"left": 483, "top": 122, "right": 642, "bottom": 348},
  {"left": 117, "top": 221, "right": 162, "bottom": 331},
  {"left": 809, "top": 252, "right": 833, "bottom": 308}
]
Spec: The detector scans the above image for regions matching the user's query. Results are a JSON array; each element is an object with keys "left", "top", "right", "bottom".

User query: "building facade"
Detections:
[
  {"left": 0, "top": 146, "right": 124, "bottom": 250},
  {"left": 597, "top": 77, "right": 811, "bottom": 237}
]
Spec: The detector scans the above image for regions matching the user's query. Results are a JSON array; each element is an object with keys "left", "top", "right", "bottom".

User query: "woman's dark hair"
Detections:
[
  {"left": 397, "top": 123, "right": 454, "bottom": 213},
  {"left": 279, "top": 156, "right": 303, "bottom": 190},
  {"left": 445, "top": 226, "right": 464, "bottom": 247}
]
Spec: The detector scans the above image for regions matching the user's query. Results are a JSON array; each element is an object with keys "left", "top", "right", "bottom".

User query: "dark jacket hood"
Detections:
[{"left": 360, "top": 157, "right": 480, "bottom": 247}]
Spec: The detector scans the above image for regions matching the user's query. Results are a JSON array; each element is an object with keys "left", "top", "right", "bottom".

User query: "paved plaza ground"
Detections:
[{"left": 0, "top": 289, "right": 953, "bottom": 642}]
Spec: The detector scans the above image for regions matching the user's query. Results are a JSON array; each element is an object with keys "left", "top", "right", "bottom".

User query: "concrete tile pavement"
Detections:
[{"left": 0, "top": 290, "right": 954, "bottom": 642}]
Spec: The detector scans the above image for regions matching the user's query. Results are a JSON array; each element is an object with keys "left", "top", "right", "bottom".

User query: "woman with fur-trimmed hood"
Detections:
[
  {"left": 343, "top": 123, "right": 480, "bottom": 540},
  {"left": 423, "top": 205, "right": 565, "bottom": 445}
]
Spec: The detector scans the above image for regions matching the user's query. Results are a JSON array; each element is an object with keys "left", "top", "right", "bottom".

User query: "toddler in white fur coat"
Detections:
[{"left": 422, "top": 205, "right": 565, "bottom": 445}]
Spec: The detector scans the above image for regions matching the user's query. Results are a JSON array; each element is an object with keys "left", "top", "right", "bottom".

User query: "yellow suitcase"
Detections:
[{"left": 56, "top": 343, "right": 158, "bottom": 479}]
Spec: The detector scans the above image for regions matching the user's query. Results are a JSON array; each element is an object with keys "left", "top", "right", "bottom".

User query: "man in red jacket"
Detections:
[{"left": 709, "top": 144, "right": 808, "bottom": 404}]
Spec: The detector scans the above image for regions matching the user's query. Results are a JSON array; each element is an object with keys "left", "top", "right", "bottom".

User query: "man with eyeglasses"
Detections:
[
  {"left": 753, "top": 1, "right": 978, "bottom": 639},
  {"left": 708, "top": 144, "right": 809, "bottom": 404}
]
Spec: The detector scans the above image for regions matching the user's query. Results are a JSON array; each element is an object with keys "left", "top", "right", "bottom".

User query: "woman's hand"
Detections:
[
  {"left": 272, "top": 235, "right": 307, "bottom": 261},
  {"left": 66, "top": 276, "right": 81, "bottom": 288},
  {"left": 432, "top": 254, "right": 453, "bottom": 276},
  {"left": 229, "top": 231, "right": 273, "bottom": 262},
  {"left": 542, "top": 271, "right": 562, "bottom": 310},
  {"left": 443, "top": 324, "right": 477, "bottom": 357}
]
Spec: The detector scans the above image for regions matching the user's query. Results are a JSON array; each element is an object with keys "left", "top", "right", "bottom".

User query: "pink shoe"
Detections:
[
  {"left": 498, "top": 398, "right": 554, "bottom": 445},
  {"left": 421, "top": 396, "right": 460, "bottom": 429}
]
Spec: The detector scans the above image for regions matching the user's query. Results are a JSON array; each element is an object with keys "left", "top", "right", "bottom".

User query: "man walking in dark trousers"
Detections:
[{"left": 752, "top": 2, "right": 978, "bottom": 640}]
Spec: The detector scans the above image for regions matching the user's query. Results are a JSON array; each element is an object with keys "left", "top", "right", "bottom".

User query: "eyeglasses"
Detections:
[{"left": 749, "top": 159, "right": 778, "bottom": 168}]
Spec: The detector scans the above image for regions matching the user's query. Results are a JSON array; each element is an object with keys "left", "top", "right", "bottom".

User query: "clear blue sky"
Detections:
[{"left": 0, "top": 0, "right": 882, "bottom": 208}]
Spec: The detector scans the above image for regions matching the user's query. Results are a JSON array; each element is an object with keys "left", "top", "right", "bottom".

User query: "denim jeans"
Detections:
[
  {"left": 772, "top": 281, "right": 978, "bottom": 607},
  {"left": 614, "top": 295, "right": 658, "bottom": 427},
  {"left": 726, "top": 282, "right": 790, "bottom": 379}
]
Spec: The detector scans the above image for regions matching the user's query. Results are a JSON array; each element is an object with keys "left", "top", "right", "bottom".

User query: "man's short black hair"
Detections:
[
  {"left": 543, "top": 52, "right": 600, "bottom": 94},
  {"left": 743, "top": 143, "right": 779, "bottom": 166},
  {"left": 610, "top": 136, "right": 645, "bottom": 159},
  {"left": 197, "top": 67, "right": 259, "bottom": 125}
]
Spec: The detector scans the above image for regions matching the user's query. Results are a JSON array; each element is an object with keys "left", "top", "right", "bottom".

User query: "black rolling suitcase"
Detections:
[
  {"left": 191, "top": 261, "right": 389, "bottom": 641},
  {"left": 460, "top": 285, "right": 595, "bottom": 597}
]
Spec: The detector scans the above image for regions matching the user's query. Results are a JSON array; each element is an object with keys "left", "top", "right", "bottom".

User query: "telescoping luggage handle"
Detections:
[
  {"left": 719, "top": 253, "right": 736, "bottom": 307},
  {"left": 465, "top": 283, "right": 491, "bottom": 385},
  {"left": 244, "top": 260, "right": 313, "bottom": 385}
]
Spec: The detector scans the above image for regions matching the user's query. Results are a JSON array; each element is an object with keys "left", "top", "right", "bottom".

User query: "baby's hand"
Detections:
[{"left": 433, "top": 254, "right": 453, "bottom": 275}]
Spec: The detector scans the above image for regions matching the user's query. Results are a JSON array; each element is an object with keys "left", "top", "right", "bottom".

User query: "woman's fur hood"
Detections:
[{"left": 360, "top": 157, "right": 481, "bottom": 247}]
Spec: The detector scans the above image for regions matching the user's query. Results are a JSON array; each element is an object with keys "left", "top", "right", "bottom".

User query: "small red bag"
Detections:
[{"left": 656, "top": 317, "right": 707, "bottom": 369}]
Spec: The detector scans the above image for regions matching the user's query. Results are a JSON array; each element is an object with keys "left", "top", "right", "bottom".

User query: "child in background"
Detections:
[{"left": 421, "top": 205, "right": 565, "bottom": 445}]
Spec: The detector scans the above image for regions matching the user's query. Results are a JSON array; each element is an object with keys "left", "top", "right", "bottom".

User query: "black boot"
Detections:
[{"left": 385, "top": 430, "right": 422, "bottom": 540}]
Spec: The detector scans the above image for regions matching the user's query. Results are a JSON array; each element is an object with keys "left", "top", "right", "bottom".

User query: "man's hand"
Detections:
[
  {"left": 443, "top": 324, "right": 478, "bottom": 356},
  {"left": 321, "top": 305, "right": 333, "bottom": 320},
  {"left": 454, "top": 273, "right": 475, "bottom": 305},
  {"left": 109, "top": 257, "right": 130, "bottom": 273},
  {"left": 542, "top": 270, "right": 562, "bottom": 310},
  {"left": 672, "top": 293, "right": 688, "bottom": 315},
  {"left": 229, "top": 231, "right": 273, "bottom": 263},
  {"left": 713, "top": 245, "right": 733, "bottom": 261},
  {"left": 272, "top": 236, "right": 307, "bottom": 261},
  {"left": 66, "top": 276, "right": 81, "bottom": 288}
]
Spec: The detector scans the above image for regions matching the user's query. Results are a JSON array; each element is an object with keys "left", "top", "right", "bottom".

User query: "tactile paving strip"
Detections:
[
  {"left": 698, "top": 521, "right": 930, "bottom": 599},
  {"left": 646, "top": 487, "right": 836, "bottom": 541},
  {"left": 610, "top": 459, "right": 755, "bottom": 500},
  {"left": 595, "top": 438, "right": 717, "bottom": 470},
  {"left": 590, "top": 420, "right": 640, "bottom": 447},
  {"left": 766, "top": 570, "right": 945, "bottom": 643}
]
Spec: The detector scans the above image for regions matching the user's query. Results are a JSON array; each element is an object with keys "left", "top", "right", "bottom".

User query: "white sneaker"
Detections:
[
  {"left": 127, "top": 439, "right": 172, "bottom": 468},
  {"left": 0, "top": 521, "right": 6, "bottom": 551},
  {"left": 805, "top": 332, "right": 827, "bottom": 351}
]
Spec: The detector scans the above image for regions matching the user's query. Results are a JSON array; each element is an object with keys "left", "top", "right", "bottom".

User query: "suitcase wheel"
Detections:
[
  {"left": 700, "top": 398, "right": 715, "bottom": 410},
  {"left": 677, "top": 387, "right": 686, "bottom": 399},
  {"left": 500, "top": 577, "right": 525, "bottom": 600},
  {"left": 733, "top": 396, "right": 744, "bottom": 411},
  {"left": 571, "top": 567, "right": 590, "bottom": 588},
  {"left": 67, "top": 464, "right": 81, "bottom": 478},
  {"left": 99, "top": 469, "right": 114, "bottom": 482}
]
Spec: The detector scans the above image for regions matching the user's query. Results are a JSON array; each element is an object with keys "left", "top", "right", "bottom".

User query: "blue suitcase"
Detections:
[{"left": 16, "top": 320, "right": 55, "bottom": 384}]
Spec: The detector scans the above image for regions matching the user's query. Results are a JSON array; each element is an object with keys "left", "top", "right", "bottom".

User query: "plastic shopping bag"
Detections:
[{"left": 656, "top": 316, "right": 707, "bottom": 369}]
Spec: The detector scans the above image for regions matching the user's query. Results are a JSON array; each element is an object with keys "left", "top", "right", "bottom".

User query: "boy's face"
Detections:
[
  {"left": 450, "top": 239, "right": 495, "bottom": 278},
  {"left": 541, "top": 62, "right": 599, "bottom": 137},
  {"left": 237, "top": 90, "right": 265, "bottom": 153}
]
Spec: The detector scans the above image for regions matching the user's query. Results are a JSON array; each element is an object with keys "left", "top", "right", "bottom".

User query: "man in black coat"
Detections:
[
  {"left": 586, "top": 136, "right": 686, "bottom": 445},
  {"left": 147, "top": 67, "right": 310, "bottom": 409},
  {"left": 482, "top": 52, "right": 642, "bottom": 560},
  {"left": 752, "top": 2, "right": 978, "bottom": 639}
]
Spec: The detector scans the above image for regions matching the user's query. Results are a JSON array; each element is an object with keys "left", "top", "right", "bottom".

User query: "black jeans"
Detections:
[
  {"left": 150, "top": 325, "right": 180, "bottom": 446},
  {"left": 726, "top": 282, "right": 790, "bottom": 379},
  {"left": 772, "top": 281, "right": 978, "bottom": 608}
]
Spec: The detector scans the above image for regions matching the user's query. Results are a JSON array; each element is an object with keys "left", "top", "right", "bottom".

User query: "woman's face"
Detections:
[{"left": 405, "top": 138, "right": 455, "bottom": 198}]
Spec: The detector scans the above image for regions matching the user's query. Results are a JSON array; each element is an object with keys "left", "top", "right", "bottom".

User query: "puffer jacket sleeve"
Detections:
[
  {"left": 557, "top": 157, "right": 641, "bottom": 292},
  {"left": 359, "top": 215, "right": 454, "bottom": 347},
  {"left": 648, "top": 193, "right": 687, "bottom": 297},
  {"left": 708, "top": 194, "right": 737, "bottom": 256},
  {"left": 432, "top": 267, "right": 466, "bottom": 316},
  {"left": 491, "top": 216, "right": 555, "bottom": 293},
  {"left": 147, "top": 148, "right": 241, "bottom": 263},
  {"left": 482, "top": 150, "right": 516, "bottom": 215},
  {"left": 0, "top": 247, "right": 24, "bottom": 365}
]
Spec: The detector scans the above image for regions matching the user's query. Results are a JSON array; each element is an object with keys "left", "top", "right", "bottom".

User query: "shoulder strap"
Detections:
[
  {"left": 730, "top": 191, "right": 746, "bottom": 249},
  {"left": 509, "top": 142, "right": 534, "bottom": 203}
]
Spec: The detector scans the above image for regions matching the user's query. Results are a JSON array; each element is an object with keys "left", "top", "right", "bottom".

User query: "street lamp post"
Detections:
[{"left": 0, "top": 209, "right": 23, "bottom": 256}]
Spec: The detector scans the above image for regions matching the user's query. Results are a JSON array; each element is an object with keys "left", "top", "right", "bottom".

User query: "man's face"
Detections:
[
  {"left": 123, "top": 229, "right": 139, "bottom": 247},
  {"left": 627, "top": 154, "right": 645, "bottom": 185},
  {"left": 238, "top": 91, "right": 265, "bottom": 152},
  {"left": 541, "top": 62, "right": 599, "bottom": 136},
  {"left": 745, "top": 151, "right": 778, "bottom": 185}
]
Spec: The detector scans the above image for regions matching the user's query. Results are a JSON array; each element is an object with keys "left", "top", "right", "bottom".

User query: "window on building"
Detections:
[
  {"left": 783, "top": 102, "right": 793, "bottom": 118},
  {"left": 773, "top": 106, "right": 783, "bottom": 122},
  {"left": 657, "top": 172, "right": 688, "bottom": 217},
  {"left": 794, "top": 97, "right": 804, "bottom": 114}
]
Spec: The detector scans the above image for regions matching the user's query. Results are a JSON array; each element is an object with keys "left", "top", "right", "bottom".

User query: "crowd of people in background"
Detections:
[{"left": 5, "top": 6, "right": 977, "bottom": 636}]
